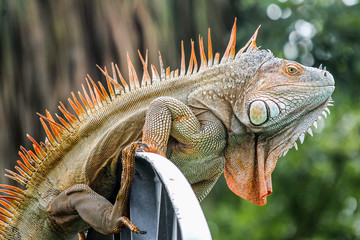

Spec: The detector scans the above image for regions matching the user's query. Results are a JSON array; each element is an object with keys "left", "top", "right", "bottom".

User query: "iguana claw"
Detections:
[
  {"left": 136, "top": 230, "right": 147, "bottom": 235},
  {"left": 124, "top": 141, "right": 150, "bottom": 153}
]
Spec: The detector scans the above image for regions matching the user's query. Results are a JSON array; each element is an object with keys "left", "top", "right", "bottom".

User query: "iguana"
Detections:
[{"left": 0, "top": 19, "right": 335, "bottom": 239}]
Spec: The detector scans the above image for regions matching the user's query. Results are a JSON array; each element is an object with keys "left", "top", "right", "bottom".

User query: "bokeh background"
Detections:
[{"left": 1, "top": 0, "right": 359, "bottom": 239}]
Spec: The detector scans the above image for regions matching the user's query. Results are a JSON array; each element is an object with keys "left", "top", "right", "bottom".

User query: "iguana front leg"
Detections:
[
  {"left": 142, "top": 97, "right": 227, "bottom": 200},
  {"left": 142, "top": 96, "right": 226, "bottom": 159},
  {"left": 47, "top": 142, "right": 147, "bottom": 236}
]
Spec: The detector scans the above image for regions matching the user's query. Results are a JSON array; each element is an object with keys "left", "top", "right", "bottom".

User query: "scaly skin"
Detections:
[{"left": 0, "top": 19, "right": 334, "bottom": 239}]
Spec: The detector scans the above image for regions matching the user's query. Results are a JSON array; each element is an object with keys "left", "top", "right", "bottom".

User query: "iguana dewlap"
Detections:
[{"left": 0, "top": 19, "right": 335, "bottom": 239}]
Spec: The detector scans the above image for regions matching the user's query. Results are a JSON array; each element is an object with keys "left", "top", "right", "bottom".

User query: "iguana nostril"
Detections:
[{"left": 323, "top": 71, "right": 328, "bottom": 78}]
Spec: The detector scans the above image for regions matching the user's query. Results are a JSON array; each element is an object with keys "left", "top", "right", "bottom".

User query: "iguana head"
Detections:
[{"left": 223, "top": 26, "right": 335, "bottom": 206}]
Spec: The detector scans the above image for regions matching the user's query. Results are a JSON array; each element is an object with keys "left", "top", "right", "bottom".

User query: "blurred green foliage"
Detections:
[
  {"left": 0, "top": 0, "right": 359, "bottom": 239},
  {"left": 201, "top": 1, "right": 360, "bottom": 239}
]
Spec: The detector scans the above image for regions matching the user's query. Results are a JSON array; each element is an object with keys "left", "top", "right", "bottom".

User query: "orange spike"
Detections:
[
  {"left": 27, "top": 134, "right": 46, "bottom": 157},
  {"left": 20, "top": 147, "right": 35, "bottom": 166},
  {"left": 45, "top": 110, "right": 63, "bottom": 139},
  {"left": 46, "top": 125, "right": 62, "bottom": 142},
  {"left": 145, "top": 50, "right": 151, "bottom": 85},
  {"left": 40, "top": 141, "right": 47, "bottom": 152},
  {"left": 151, "top": 65, "right": 160, "bottom": 83},
  {"left": 0, "top": 185, "right": 24, "bottom": 195},
  {"left": 68, "top": 98, "right": 83, "bottom": 120},
  {"left": 174, "top": 69, "right": 179, "bottom": 78},
  {"left": 111, "top": 63, "right": 122, "bottom": 95},
  {"left": 222, "top": 18, "right": 237, "bottom": 63},
  {"left": 93, "top": 85, "right": 101, "bottom": 105},
  {"left": 137, "top": 50, "right": 146, "bottom": 67},
  {"left": 127, "top": 53, "right": 140, "bottom": 89},
  {"left": 208, "top": 28, "right": 213, "bottom": 66},
  {"left": 16, "top": 160, "right": 32, "bottom": 177},
  {"left": 97, "top": 81, "right": 110, "bottom": 103},
  {"left": 59, "top": 102, "right": 79, "bottom": 125},
  {"left": 236, "top": 25, "right": 261, "bottom": 58},
  {"left": 71, "top": 92, "right": 87, "bottom": 116},
  {"left": 0, "top": 207, "right": 11, "bottom": 217},
  {"left": 45, "top": 110, "right": 55, "bottom": 122},
  {"left": 192, "top": 40, "right": 198, "bottom": 73},
  {"left": 247, "top": 25, "right": 260, "bottom": 52},
  {"left": 0, "top": 220, "right": 6, "bottom": 227},
  {"left": 104, "top": 67, "right": 115, "bottom": 99},
  {"left": 0, "top": 224, "right": 7, "bottom": 232},
  {"left": 187, "top": 40, "right": 194, "bottom": 75},
  {"left": 18, "top": 152, "right": 35, "bottom": 172},
  {"left": 0, "top": 211, "right": 11, "bottom": 220},
  {"left": 39, "top": 118, "right": 57, "bottom": 146},
  {"left": 105, "top": 67, "right": 116, "bottom": 100},
  {"left": 55, "top": 114, "right": 73, "bottom": 131},
  {"left": 249, "top": 41, "right": 257, "bottom": 51},
  {"left": 110, "top": 63, "right": 119, "bottom": 83},
  {"left": 15, "top": 166, "right": 30, "bottom": 180},
  {"left": 38, "top": 112, "right": 67, "bottom": 133},
  {"left": 180, "top": 41, "right": 186, "bottom": 76},
  {"left": 214, "top": 52, "right": 220, "bottom": 65},
  {"left": 115, "top": 64, "right": 129, "bottom": 92},
  {"left": 58, "top": 106, "right": 76, "bottom": 126},
  {"left": 4, "top": 174, "right": 26, "bottom": 186},
  {"left": 0, "top": 188, "right": 23, "bottom": 199},
  {"left": 44, "top": 138, "right": 52, "bottom": 149},
  {"left": 158, "top": 51, "right": 166, "bottom": 81},
  {"left": 87, "top": 75, "right": 105, "bottom": 103},
  {"left": 27, "top": 150, "right": 41, "bottom": 164},
  {"left": 0, "top": 198, "right": 14, "bottom": 210},
  {"left": 98, "top": 70, "right": 124, "bottom": 95},
  {"left": 236, "top": 39, "right": 251, "bottom": 58},
  {"left": 128, "top": 59, "right": 136, "bottom": 89},
  {"left": 0, "top": 204, "right": 12, "bottom": 216},
  {"left": 166, "top": 67, "right": 170, "bottom": 80},
  {"left": 0, "top": 196, "right": 20, "bottom": 205},
  {"left": 77, "top": 91, "right": 90, "bottom": 114},
  {"left": 34, "top": 144, "right": 45, "bottom": 158},
  {"left": 82, "top": 84, "right": 95, "bottom": 111},
  {"left": 0, "top": 214, "right": 9, "bottom": 223},
  {"left": 138, "top": 50, "right": 151, "bottom": 86},
  {"left": 20, "top": 146, "right": 30, "bottom": 159},
  {"left": 127, "top": 60, "right": 135, "bottom": 90},
  {"left": 5, "top": 169, "right": 27, "bottom": 186},
  {"left": 230, "top": 46, "right": 236, "bottom": 59},
  {"left": 199, "top": 35, "right": 207, "bottom": 70},
  {"left": 85, "top": 78, "right": 99, "bottom": 107}
]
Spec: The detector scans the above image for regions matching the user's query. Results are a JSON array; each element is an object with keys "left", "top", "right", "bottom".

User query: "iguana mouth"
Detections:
[{"left": 279, "top": 96, "right": 334, "bottom": 157}]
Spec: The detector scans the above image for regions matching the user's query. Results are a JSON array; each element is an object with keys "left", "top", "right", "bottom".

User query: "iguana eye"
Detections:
[
  {"left": 288, "top": 67, "right": 296, "bottom": 73},
  {"left": 285, "top": 63, "right": 302, "bottom": 76},
  {"left": 249, "top": 100, "right": 269, "bottom": 126}
]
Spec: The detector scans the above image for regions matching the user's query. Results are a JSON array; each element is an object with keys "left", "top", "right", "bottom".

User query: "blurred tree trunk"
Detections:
[{"left": 0, "top": 0, "right": 237, "bottom": 184}]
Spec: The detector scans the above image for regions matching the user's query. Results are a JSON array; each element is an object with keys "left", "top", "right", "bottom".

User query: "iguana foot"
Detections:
[{"left": 47, "top": 142, "right": 148, "bottom": 236}]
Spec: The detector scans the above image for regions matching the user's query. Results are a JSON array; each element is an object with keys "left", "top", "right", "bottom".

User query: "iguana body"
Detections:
[{"left": 0, "top": 19, "right": 335, "bottom": 239}]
